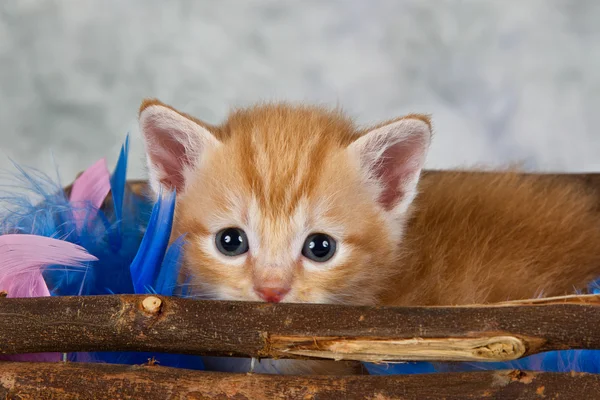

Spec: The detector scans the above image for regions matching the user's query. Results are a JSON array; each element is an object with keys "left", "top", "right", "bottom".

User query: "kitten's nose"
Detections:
[{"left": 255, "top": 286, "right": 290, "bottom": 303}]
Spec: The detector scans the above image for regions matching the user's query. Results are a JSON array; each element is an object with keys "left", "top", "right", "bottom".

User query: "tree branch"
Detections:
[
  {"left": 1, "top": 294, "right": 599, "bottom": 362},
  {"left": 0, "top": 362, "right": 597, "bottom": 400}
]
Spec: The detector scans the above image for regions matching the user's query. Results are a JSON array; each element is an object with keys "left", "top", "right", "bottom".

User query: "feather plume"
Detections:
[
  {"left": 129, "top": 189, "right": 176, "bottom": 294},
  {"left": 69, "top": 158, "right": 111, "bottom": 231},
  {"left": 109, "top": 135, "right": 129, "bottom": 250},
  {"left": 0, "top": 234, "right": 96, "bottom": 281}
]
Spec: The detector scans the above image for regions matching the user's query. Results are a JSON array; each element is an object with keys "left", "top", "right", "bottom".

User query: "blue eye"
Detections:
[
  {"left": 302, "top": 233, "right": 336, "bottom": 262},
  {"left": 216, "top": 228, "right": 249, "bottom": 256}
]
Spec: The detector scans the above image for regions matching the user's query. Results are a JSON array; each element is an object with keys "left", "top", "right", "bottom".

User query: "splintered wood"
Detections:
[{"left": 270, "top": 335, "right": 526, "bottom": 362}]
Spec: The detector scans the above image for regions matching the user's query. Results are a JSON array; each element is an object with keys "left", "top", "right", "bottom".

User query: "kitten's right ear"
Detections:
[{"left": 138, "top": 99, "right": 220, "bottom": 194}]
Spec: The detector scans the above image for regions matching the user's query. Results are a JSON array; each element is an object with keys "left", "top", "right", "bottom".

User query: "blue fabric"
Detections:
[{"left": 365, "top": 350, "right": 600, "bottom": 375}]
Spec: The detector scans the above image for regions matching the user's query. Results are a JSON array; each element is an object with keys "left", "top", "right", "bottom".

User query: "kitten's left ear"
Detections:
[{"left": 348, "top": 115, "right": 432, "bottom": 215}]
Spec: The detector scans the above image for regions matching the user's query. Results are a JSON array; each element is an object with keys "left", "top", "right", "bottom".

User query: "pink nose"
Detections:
[{"left": 255, "top": 287, "right": 290, "bottom": 303}]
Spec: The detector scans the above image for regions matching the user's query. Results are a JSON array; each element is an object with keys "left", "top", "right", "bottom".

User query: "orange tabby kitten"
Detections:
[{"left": 138, "top": 99, "right": 600, "bottom": 375}]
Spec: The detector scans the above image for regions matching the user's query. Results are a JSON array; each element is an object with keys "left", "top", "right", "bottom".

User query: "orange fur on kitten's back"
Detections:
[
  {"left": 384, "top": 171, "right": 600, "bottom": 306},
  {"left": 137, "top": 99, "right": 600, "bottom": 374}
]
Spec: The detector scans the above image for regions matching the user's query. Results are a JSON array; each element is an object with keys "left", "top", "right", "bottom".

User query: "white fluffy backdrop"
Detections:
[{"left": 1, "top": 0, "right": 599, "bottom": 185}]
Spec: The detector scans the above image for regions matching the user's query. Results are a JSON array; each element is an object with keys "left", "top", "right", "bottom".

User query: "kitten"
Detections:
[{"left": 138, "top": 99, "right": 600, "bottom": 374}]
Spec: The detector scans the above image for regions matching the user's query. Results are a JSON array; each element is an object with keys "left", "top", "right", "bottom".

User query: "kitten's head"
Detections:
[{"left": 139, "top": 99, "right": 431, "bottom": 305}]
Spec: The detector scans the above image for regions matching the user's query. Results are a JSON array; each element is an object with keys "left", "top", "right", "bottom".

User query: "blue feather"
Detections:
[
  {"left": 154, "top": 234, "right": 186, "bottom": 296},
  {"left": 129, "top": 189, "right": 176, "bottom": 294},
  {"left": 108, "top": 135, "right": 129, "bottom": 251}
]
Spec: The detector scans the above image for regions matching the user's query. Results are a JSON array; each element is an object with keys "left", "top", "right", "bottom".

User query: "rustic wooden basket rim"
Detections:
[{"left": 1, "top": 293, "right": 600, "bottom": 399}]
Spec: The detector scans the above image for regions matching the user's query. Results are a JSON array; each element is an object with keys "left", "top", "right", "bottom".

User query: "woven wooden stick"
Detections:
[
  {"left": 0, "top": 362, "right": 597, "bottom": 400},
  {"left": 1, "top": 294, "right": 599, "bottom": 362}
]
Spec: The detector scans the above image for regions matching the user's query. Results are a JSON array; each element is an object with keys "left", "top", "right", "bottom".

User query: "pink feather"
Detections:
[
  {"left": 2, "top": 270, "right": 50, "bottom": 298},
  {"left": 69, "top": 158, "right": 111, "bottom": 230},
  {"left": 0, "top": 234, "right": 97, "bottom": 362},
  {"left": 0, "top": 234, "right": 97, "bottom": 282}
]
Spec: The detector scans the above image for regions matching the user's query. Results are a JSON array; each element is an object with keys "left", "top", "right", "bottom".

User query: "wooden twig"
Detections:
[
  {"left": 0, "top": 362, "right": 597, "bottom": 400},
  {"left": 491, "top": 293, "right": 600, "bottom": 306},
  {"left": 1, "top": 294, "right": 599, "bottom": 363}
]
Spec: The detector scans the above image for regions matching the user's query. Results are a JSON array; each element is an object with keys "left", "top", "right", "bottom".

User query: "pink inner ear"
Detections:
[
  {"left": 373, "top": 137, "right": 423, "bottom": 211},
  {"left": 140, "top": 105, "right": 220, "bottom": 193},
  {"left": 148, "top": 131, "right": 190, "bottom": 190},
  {"left": 141, "top": 107, "right": 207, "bottom": 192}
]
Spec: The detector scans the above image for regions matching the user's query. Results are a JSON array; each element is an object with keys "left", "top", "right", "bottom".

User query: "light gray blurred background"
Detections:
[{"left": 1, "top": 0, "right": 599, "bottom": 185}]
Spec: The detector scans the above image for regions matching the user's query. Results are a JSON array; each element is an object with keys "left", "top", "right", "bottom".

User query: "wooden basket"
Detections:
[{"left": 2, "top": 171, "right": 600, "bottom": 399}]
